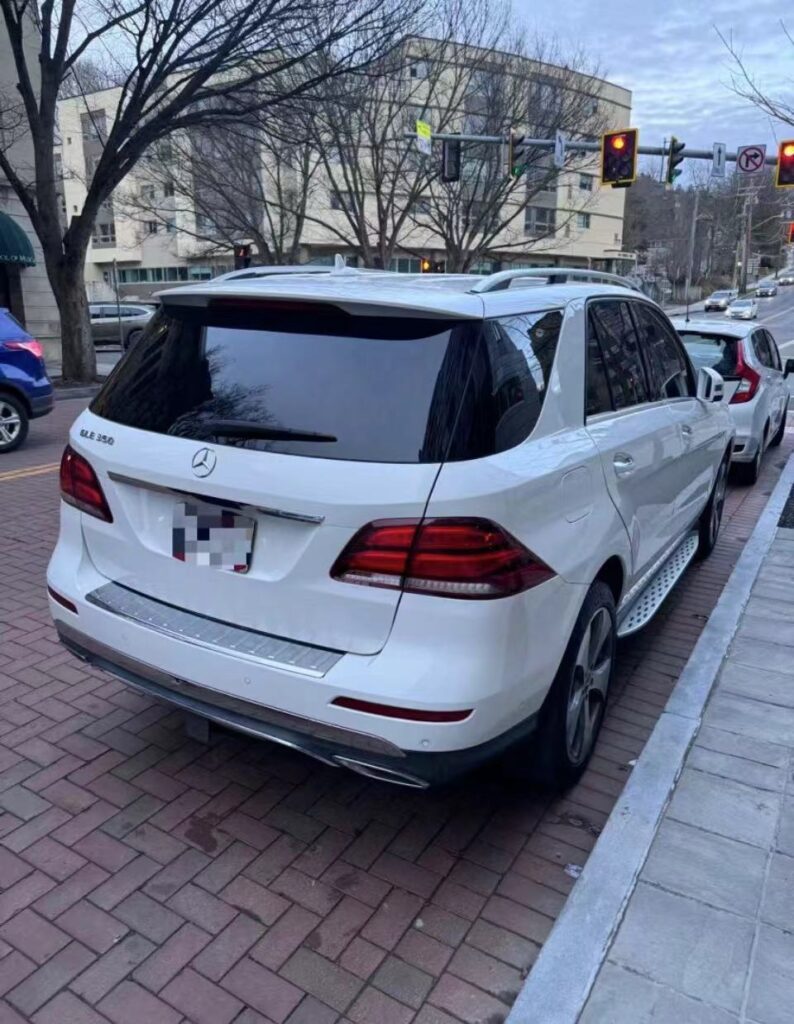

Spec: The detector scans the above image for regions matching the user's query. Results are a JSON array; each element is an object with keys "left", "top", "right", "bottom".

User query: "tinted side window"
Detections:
[
  {"left": 470, "top": 309, "right": 563, "bottom": 452},
  {"left": 585, "top": 323, "right": 612, "bottom": 416},
  {"left": 588, "top": 301, "right": 649, "bottom": 409},
  {"left": 764, "top": 331, "right": 782, "bottom": 371},
  {"left": 754, "top": 329, "right": 774, "bottom": 370},
  {"left": 632, "top": 304, "right": 693, "bottom": 399}
]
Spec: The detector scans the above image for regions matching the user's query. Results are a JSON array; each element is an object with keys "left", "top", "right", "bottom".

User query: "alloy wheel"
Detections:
[
  {"left": 0, "top": 401, "right": 21, "bottom": 448},
  {"left": 565, "top": 607, "right": 614, "bottom": 765}
]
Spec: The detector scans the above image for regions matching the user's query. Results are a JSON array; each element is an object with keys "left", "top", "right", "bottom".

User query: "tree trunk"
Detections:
[{"left": 53, "top": 262, "right": 96, "bottom": 383}]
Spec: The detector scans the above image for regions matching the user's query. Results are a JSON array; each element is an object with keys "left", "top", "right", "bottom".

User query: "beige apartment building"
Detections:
[
  {"left": 0, "top": 21, "right": 60, "bottom": 359},
  {"left": 57, "top": 48, "right": 633, "bottom": 301}
]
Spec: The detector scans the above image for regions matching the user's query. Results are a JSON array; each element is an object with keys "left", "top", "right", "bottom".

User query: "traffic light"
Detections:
[
  {"left": 788, "top": 222, "right": 794, "bottom": 244},
  {"left": 776, "top": 140, "right": 794, "bottom": 189},
  {"left": 601, "top": 128, "right": 638, "bottom": 187},
  {"left": 665, "top": 136, "right": 685, "bottom": 186},
  {"left": 508, "top": 132, "right": 528, "bottom": 178},
  {"left": 442, "top": 138, "right": 461, "bottom": 182},
  {"left": 233, "top": 244, "right": 251, "bottom": 270}
]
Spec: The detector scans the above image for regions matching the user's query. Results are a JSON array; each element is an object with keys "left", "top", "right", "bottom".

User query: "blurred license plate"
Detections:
[{"left": 172, "top": 501, "right": 255, "bottom": 573}]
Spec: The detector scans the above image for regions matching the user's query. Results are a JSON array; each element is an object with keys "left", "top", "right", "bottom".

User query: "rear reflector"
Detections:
[
  {"left": 47, "top": 586, "right": 78, "bottom": 614},
  {"left": 332, "top": 697, "right": 472, "bottom": 722},
  {"left": 331, "top": 518, "right": 554, "bottom": 599},
  {"left": 59, "top": 445, "right": 113, "bottom": 522}
]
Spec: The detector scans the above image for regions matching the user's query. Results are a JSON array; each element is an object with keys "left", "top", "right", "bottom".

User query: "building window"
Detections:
[
  {"left": 330, "top": 191, "right": 355, "bottom": 212},
  {"left": 411, "top": 197, "right": 431, "bottom": 216},
  {"left": 141, "top": 184, "right": 156, "bottom": 201},
  {"left": 163, "top": 181, "right": 175, "bottom": 198},
  {"left": 195, "top": 214, "right": 218, "bottom": 235},
  {"left": 145, "top": 221, "right": 158, "bottom": 235},
  {"left": 579, "top": 174, "right": 594, "bottom": 192},
  {"left": 81, "top": 111, "right": 107, "bottom": 141},
  {"left": 92, "top": 223, "right": 116, "bottom": 245},
  {"left": 389, "top": 257, "right": 422, "bottom": 273},
  {"left": 188, "top": 266, "right": 212, "bottom": 280},
  {"left": 524, "top": 206, "right": 556, "bottom": 237},
  {"left": 577, "top": 213, "right": 591, "bottom": 229},
  {"left": 409, "top": 60, "right": 430, "bottom": 79},
  {"left": 165, "top": 218, "right": 176, "bottom": 234}
]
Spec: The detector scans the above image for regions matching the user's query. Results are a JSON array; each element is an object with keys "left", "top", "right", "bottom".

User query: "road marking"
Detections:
[{"left": 0, "top": 462, "right": 60, "bottom": 482}]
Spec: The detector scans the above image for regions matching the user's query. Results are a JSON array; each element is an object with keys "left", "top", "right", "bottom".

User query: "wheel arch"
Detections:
[
  {"left": 0, "top": 382, "right": 31, "bottom": 417},
  {"left": 593, "top": 555, "right": 625, "bottom": 606}
]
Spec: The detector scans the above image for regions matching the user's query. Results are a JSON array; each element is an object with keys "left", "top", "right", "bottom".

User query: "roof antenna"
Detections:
[{"left": 334, "top": 253, "right": 345, "bottom": 271}]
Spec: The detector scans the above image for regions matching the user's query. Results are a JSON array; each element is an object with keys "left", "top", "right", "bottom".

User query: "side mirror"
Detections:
[
  {"left": 697, "top": 366, "right": 724, "bottom": 403},
  {"left": 785, "top": 358, "right": 794, "bottom": 379}
]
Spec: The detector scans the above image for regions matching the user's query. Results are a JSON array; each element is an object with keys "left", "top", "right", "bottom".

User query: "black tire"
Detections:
[
  {"left": 0, "top": 393, "right": 29, "bottom": 454},
  {"left": 697, "top": 454, "right": 729, "bottom": 559},
  {"left": 506, "top": 581, "right": 616, "bottom": 790},
  {"left": 124, "top": 329, "right": 143, "bottom": 352},
  {"left": 734, "top": 428, "right": 766, "bottom": 486},
  {"left": 770, "top": 411, "right": 787, "bottom": 448}
]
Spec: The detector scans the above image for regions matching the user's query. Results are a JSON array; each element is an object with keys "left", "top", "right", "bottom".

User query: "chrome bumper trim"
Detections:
[
  {"left": 55, "top": 621, "right": 404, "bottom": 759},
  {"left": 86, "top": 582, "right": 342, "bottom": 678}
]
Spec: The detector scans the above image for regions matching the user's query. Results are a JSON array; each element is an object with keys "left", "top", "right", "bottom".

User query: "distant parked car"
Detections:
[
  {"left": 674, "top": 317, "right": 791, "bottom": 484},
  {"left": 756, "top": 283, "right": 778, "bottom": 298},
  {"left": 0, "top": 308, "right": 53, "bottom": 453},
  {"left": 704, "top": 290, "right": 734, "bottom": 312},
  {"left": 726, "top": 298, "right": 759, "bottom": 320},
  {"left": 779, "top": 272, "right": 794, "bottom": 286},
  {"left": 89, "top": 303, "right": 154, "bottom": 351}
]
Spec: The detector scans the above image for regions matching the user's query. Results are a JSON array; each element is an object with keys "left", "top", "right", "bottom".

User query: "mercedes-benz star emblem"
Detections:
[{"left": 191, "top": 448, "right": 217, "bottom": 478}]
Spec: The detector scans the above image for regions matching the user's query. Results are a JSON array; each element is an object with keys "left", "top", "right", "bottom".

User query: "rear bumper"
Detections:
[
  {"left": 30, "top": 388, "right": 54, "bottom": 418},
  {"left": 55, "top": 620, "right": 539, "bottom": 787}
]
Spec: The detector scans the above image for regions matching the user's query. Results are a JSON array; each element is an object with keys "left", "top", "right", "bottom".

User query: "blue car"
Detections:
[{"left": 0, "top": 308, "right": 54, "bottom": 453}]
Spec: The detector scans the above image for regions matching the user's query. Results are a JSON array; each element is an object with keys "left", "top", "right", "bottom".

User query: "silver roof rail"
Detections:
[{"left": 469, "top": 267, "right": 642, "bottom": 293}]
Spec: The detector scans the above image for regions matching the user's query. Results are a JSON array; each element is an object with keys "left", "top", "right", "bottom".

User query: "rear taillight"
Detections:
[
  {"left": 59, "top": 445, "right": 113, "bottom": 522},
  {"left": 331, "top": 518, "right": 555, "bottom": 599},
  {"left": 730, "top": 343, "right": 761, "bottom": 404},
  {"left": 3, "top": 338, "right": 44, "bottom": 360}
]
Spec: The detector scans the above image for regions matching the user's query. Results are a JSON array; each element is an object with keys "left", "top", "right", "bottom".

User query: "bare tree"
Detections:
[
  {"left": 305, "top": 0, "right": 512, "bottom": 268},
  {"left": 417, "top": 38, "right": 607, "bottom": 272},
  {"left": 0, "top": 0, "right": 419, "bottom": 381},
  {"left": 124, "top": 120, "right": 321, "bottom": 265}
]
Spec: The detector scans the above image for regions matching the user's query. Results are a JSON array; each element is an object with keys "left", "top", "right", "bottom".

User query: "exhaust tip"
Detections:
[{"left": 334, "top": 756, "right": 429, "bottom": 789}]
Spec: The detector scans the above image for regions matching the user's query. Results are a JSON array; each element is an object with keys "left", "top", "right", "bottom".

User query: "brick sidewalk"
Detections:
[{"left": 0, "top": 401, "right": 790, "bottom": 1024}]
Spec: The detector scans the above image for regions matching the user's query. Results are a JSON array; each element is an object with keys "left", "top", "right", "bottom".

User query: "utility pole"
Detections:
[
  {"left": 740, "top": 195, "right": 755, "bottom": 294},
  {"left": 684, "top": 191, "right": 699, "bottom": 320}
]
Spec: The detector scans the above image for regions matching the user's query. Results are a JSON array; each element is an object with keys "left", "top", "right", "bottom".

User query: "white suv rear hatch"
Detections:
[{"left": 79, "top": 296, "right": 480, "bottom": 655}]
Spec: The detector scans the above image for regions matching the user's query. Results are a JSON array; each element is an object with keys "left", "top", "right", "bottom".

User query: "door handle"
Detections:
[
  {"left": 681, "top": 424, "right": 693, "bottom": 436},
  {"left": 613, "top": 453, "right": 635, "bottom": 476}
]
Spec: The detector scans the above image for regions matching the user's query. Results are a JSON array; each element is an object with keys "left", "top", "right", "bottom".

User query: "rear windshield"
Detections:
[
  {"left": 711, "top": 292, "right": 730, "bottom": 299},
  {"left": 678, "top": 331, "right": 738, "bottom": 376},
  {"left": 90, "top": 302, "right": 563, "bottom": 463},
  {"left": 732, "top": 300, "right": 752, "bottom": 307}
]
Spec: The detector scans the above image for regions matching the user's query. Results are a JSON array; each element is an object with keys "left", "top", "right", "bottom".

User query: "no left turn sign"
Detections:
[{"left": 737, "top": 144, "right": 767, "bottom": 173}]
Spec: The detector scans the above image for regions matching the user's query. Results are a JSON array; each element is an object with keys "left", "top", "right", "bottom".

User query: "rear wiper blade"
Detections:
[{"left": 202, "top": 419, "right": 337, "bottom": 443}]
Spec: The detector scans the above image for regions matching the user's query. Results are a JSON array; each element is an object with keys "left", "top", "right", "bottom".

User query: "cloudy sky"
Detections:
[{"left": 516, "top": 0, "right": 793, "bottom": 154}]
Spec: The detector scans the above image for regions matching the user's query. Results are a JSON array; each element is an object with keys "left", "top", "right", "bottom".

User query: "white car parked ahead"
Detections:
[
  {"left": 48, "top": 269, "right": 733, "bottom": 789},
  {"left": 673, "top": 318, "right": 791, "bottom": 484}
]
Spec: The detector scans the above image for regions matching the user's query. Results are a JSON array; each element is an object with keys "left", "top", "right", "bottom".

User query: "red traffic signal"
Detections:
[
  {"left": 233, "top": 244, "right": 251, "bottom": 270},
  {"left": 788, "top": 222, "right": 794, "bottom": 244},
  {"left": 777, "top": 140, "right": 794, "bottom": 189},
  {"left": 601, "top": 129, "right": 638, "bottom": 187}
]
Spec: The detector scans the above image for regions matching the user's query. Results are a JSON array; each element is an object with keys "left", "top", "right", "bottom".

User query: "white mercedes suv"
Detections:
[{"left": 48, "top": 269, "right": 733, "bottom": 789}]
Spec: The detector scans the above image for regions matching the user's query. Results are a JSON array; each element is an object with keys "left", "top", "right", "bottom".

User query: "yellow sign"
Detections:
[{"left": 416, "top": 120, "right": 432, "bottom": 156}]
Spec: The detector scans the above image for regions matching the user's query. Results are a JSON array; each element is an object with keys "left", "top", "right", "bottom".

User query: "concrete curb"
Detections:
[
  {"left": 506, "top": 453, "right": 794, "bottom": 1024},
  {"left": 53, "top": 385, "right": 101, "bottom": 401}
]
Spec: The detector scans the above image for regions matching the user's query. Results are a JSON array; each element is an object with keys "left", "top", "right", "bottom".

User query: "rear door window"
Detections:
[
  {"left": 763, "top": 330, "right": 782, "bottom": 371},
  {"left": 585, "top": 330, "right": 613, "bottom": 416},
  {"left": 677, "top": 331, "right": 738, "bottom": 377},
  {"left": 752, "top": 331, "right": 774, "bottom": 369},
  {"left": 632, "top": 304, "right": 693, "bottom": 399},
  {"left": 588, "top": 300, "right": 649, "bottom": 410},
  {"left": 91, "top": 302, "right": 561, "bottom": 464}
]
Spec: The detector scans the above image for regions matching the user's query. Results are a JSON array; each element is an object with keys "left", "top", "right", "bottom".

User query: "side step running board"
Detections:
[{"left": 617, "top": 532, "right": 699, "bottom": 638}]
